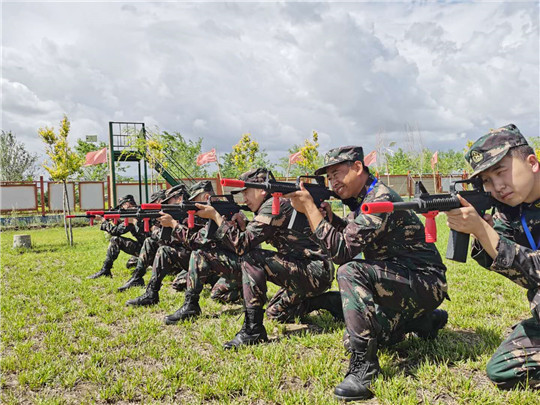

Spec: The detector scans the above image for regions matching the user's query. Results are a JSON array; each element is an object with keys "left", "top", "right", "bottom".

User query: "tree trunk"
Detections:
[{"left": 63, "top": 180, "right": 74, "bottom": 246}]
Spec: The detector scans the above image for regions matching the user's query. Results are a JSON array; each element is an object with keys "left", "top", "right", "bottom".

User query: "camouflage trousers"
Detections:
[
  {"left": 241, "top": 249, "right": 334, "bottom": 322},
  {"left": 147, "top": 245, "right": 192, "bottom": 292},
  {"left": 337, "top": 259, "right": 447, "bottom": 350},
  {"left": 486, "top": 317, "right": 540, "bottom": 389},
  {"left": 102, "top": 236, "right": 142, "bottom": 271},
  {"left": 186, "top": 249, "right": 242, "bottom": 304},
  {"left": 131, "top": 236, "right": 160, "bottom": 277}
]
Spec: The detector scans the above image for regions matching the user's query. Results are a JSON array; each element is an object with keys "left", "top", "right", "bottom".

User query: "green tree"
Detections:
[
  {"left": 0, "top": 130, "right": 39, "bottom": 181},
  {"left": 160, "top": 131, "right": 209, "bottom": 178},
  {"left": 220, "top": 133, "right": 273, "bottom": 178},
  {"left": 38, "top": 115, "right": 83, "bottom": 245}
]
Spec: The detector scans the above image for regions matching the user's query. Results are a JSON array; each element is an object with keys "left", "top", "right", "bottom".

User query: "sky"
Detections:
[{"left": 2, "top": 0, "right": 539, "bottom": 175}]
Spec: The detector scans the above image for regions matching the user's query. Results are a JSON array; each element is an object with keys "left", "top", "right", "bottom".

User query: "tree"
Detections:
[
  {"left": 220, "top": 133, "right": 273, "bottom": 178},
  {"left": 0, "top": 130, "right": 39, "bottom": 181},
  {"left": 38, "top": 115, "right": 83, "bottom": 245},
  {"left": 160, "top": 130, "right": 209, "bottom": 178}
]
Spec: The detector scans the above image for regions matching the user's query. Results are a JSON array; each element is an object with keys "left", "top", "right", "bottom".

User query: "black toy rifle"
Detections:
[
  {"left": 140, "top": 194, "right": 248, "bottom": 240},
  {"left": 221, "top": 173, "right": 336, "bottom": 232},
  {"left": 361, "top": 178, "right": 496, "bottom": 262}
]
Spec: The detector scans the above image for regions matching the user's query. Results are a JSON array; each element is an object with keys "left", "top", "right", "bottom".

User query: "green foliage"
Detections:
[
  {"left": 381, "top": 147, "right": 467, "bottom": 175},
  {"left": 220, "top": 133, "right": 274, "bottom": 178},
  {"left": 528, "top": 137, "right": 540, "bottom": 157},
  {"left": 160, "top": 130, "right": 209, "bottom": 178},
  {"left": 0, "top": 130, "right": 39, "bottom": 182},
  {"left": 38, "top": 116, "right": 83, "bottom": 181}
]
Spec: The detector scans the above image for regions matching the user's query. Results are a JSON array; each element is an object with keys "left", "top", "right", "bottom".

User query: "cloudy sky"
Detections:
[{"left": 2, "top": 0, "right": 539, "bottom": 173}]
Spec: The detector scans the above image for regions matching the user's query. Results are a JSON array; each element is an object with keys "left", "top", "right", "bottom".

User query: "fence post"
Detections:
[
  {"left": 106, "top": 175, "right": 112, "bottom": 209},
  {"left": 40, "top": 176, "right": 46, "bottom": 216},
  {"left": 216, "top": 174, "right": 223, "bottom": 195}
]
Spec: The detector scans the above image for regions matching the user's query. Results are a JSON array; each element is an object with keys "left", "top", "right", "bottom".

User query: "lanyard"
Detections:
[
  {"left": 520, "top": 213, "right": 538, "bottom": 250},
  {"left": 355, "top": 178, "right": 378, "bottom": 215}
]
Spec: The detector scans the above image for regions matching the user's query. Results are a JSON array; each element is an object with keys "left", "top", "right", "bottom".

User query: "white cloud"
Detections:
[{"left": 1, "top": 1, "right": 538, "bottom": 175}]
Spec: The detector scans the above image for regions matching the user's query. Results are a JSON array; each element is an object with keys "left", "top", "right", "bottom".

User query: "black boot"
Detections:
[
  {"left": 126, "top": 278, "right": 159, "bottom": 306},
  {"left": 126, "top": 256, "right": 138, "bottom": 269},
  {"left": 164, "top": 291, "right": 201, "bottom": 325},
  {"left": 223, "top": 308, "right": 268, "bottom": 350},
  {"left": 334, "top": 338, "right": 380, "bottom": 401},
  {"left": 87, "top": 267, "right": 112, "bottom": 279},
  {"left": 118, "top": 267, "right": 146, "bottom": 292},
  {"left": 305, "top": 291, "right": 344, "bottom": 321},
  {"left": 405, "top": 309, "right": 448, "bottom": 339}
]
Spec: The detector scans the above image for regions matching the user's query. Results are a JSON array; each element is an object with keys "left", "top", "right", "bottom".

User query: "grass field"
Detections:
[{"left": 1, "top": 217, "right": 540, "bottom": 404}]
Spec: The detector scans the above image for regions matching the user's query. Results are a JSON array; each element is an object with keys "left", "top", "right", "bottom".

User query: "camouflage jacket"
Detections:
[
  {"left": 312, "top": 175, "right": 447, "bottom": 275},
  {"left": 471, "top": 197, "right": 540, "bottom": 321},
  {"left": 100, "top": 219, "right": 149, "bottom": 244},
  {"left": 214, "top": 196, "right": 329, "bottom": 260},
  {"left": 170, "top": 217, "right": 212, "bottom": 251}
]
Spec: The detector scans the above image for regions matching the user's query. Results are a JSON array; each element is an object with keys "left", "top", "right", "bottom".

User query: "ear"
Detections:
[
  {"left": 528, "top": 154, "right": 540, "bottom": 173},
  {"left": 353, "top": 160, "right": 365, "bottom": 175}
]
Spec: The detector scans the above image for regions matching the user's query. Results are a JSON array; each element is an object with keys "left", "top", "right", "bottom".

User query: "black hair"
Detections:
[{"left": 509, "top": 145, "right": 535, "bottom": 160}]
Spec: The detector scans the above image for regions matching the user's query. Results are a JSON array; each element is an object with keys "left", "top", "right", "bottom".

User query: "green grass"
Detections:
[{"left": 1, "top": 217, "right": 539, "bottom": 404}]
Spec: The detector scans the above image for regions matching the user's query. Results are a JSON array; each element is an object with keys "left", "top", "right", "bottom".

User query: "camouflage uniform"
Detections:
[
  {"left": 213, "top": 169, "right": 335, "bottom": 322},
  {"left": 312, "top": 147, "right": 448, "bottom": 349},
  {"left": 98, "top": 216, "right": 149, "bottom": 274},
  {"left": 127, "top": 182, "right": 239, "bottom": 305},
  {"left": 465, "top": 124, "right": 540, "bottom": 389}
]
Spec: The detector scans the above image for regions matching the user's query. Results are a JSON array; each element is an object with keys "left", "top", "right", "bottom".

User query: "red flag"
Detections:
[
  {"left": 430, "top": 151, "right": 438, "bottom": 170},
  {"left": 196, "top": 148, "right": 217, "bottom": 166},
  {"left": 84, "top": 147, "right": 107, "bottom": 166},
  {"left": 289, "top": 150, "right": 303, "bottom": 165},
  {"left": 364, "top": 151, "right": 377, "bottom": 166}
]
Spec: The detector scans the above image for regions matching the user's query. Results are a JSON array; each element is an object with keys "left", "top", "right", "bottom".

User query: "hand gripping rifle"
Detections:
[
  {"left": 221, "top": 173, "right": 336, "bottom": 232},
  {"left": 361, "top": 178, "right": 496, "bottom": 262},
  {"left": 140, "top": 194, "right": 248, "bottom": 240},
  {"left": 65, "top": 208, "right": 139, "bottom": 226}
]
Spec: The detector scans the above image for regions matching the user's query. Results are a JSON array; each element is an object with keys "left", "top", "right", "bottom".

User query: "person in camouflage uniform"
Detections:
[
  {"left": 88, "top": 194, "right": 150, "bottom": 279},
  {"left": 169, "top": 168, "right": 336, "bottom": 350},
  {"left": 287, "top": 146, "right": 449, "bottom": 401},
  {"left": 126, "top": 181, "right": 239, "bottom": 306},
  {"left": 117, "top": 189, "right": 168, "bottom": 292},
  {"left": 447, "top": 124, "right": 540, "bottom": 389}
]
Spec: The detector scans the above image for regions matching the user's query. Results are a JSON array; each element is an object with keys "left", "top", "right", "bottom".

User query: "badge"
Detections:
[{"left": 471, "top": 150, "right": 483, "bottom": 164}]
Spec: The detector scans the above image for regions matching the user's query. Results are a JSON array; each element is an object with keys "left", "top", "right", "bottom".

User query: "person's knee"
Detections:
[{"left": 486, "top": 352, "right": 523, "bottom": 389}]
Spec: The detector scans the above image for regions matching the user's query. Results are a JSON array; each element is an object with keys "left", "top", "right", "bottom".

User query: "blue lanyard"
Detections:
[
  {"left": 355, "top": 178, "right": 378, "bottom": 215},
  {"left": 520, "top": 213, "right": 538, "bottom": 250}
]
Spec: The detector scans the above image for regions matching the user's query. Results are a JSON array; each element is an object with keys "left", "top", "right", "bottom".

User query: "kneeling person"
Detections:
[
  {"left": 287, "top": 146, "right": 449, "bottom": 401},
  {"left": 446, "top": 124, "right": 540, "bottom": 389}
]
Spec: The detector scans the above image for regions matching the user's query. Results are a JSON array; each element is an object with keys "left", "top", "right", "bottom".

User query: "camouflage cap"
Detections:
[
  {"left": 188, "top": 180, "right": 215, "bottom": 201},
  {"left": 314, "top": 146, "right": 364, "bottom": 175},
  {"left": 115, "top": 194, "right": 137, "bottom": 209},
  {"left": 231, "top": 168, "right": 273, "bottom": 194},
  {"left": 465, "top": 124, "right": 529, "bottom": 177},
  {"left": 149, "top": 189, "right": 167, "bottom": 204},
  {"left": 162, "top": 184, "right": 190, "bottom": 203}
]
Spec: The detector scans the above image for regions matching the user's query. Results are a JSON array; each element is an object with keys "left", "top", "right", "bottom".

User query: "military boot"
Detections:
[
  {"left": 125, "top": 256, "right": 138, "bottom": 269},
  {"left": 125, "top": 277, "right": 159, "bottom": 306},
  {"left": 87, "top": 267, "right": 112, "bottom": 279},
  {"left": 305, "top": 291, "right": 344, "bottom": 321},
  {"left": 405, "top": 309, "right": 448, "bottom": 339},
  {"left": 117, "top": 266, "right": 146, "bottom": 292},
  {"left": 164, "top": 291, "right": 201, "bottom": 325},
  {"left": 223, "top": 308, "right": 268, "bottom": 350},
  {"left": 334, "top": 338, "right": 380, "bottom": 401}
]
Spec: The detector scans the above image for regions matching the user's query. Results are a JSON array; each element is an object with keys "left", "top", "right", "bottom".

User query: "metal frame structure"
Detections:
[{"left": 108, "top": 121, "right": 149, "bottom": 207}]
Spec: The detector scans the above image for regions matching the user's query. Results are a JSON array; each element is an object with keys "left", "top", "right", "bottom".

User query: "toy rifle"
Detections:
[
  {"left": 131, "top": 194, "right": 248, "bottom": 240},
  {"left": 65, "top": 208, "right": 139, "bottom": 226},
  {"left": 221, "top": 173, "right": 337, "bottom": 232},
  {"left": 361, "top": 178, "right": 496, "bottom": 262}
]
